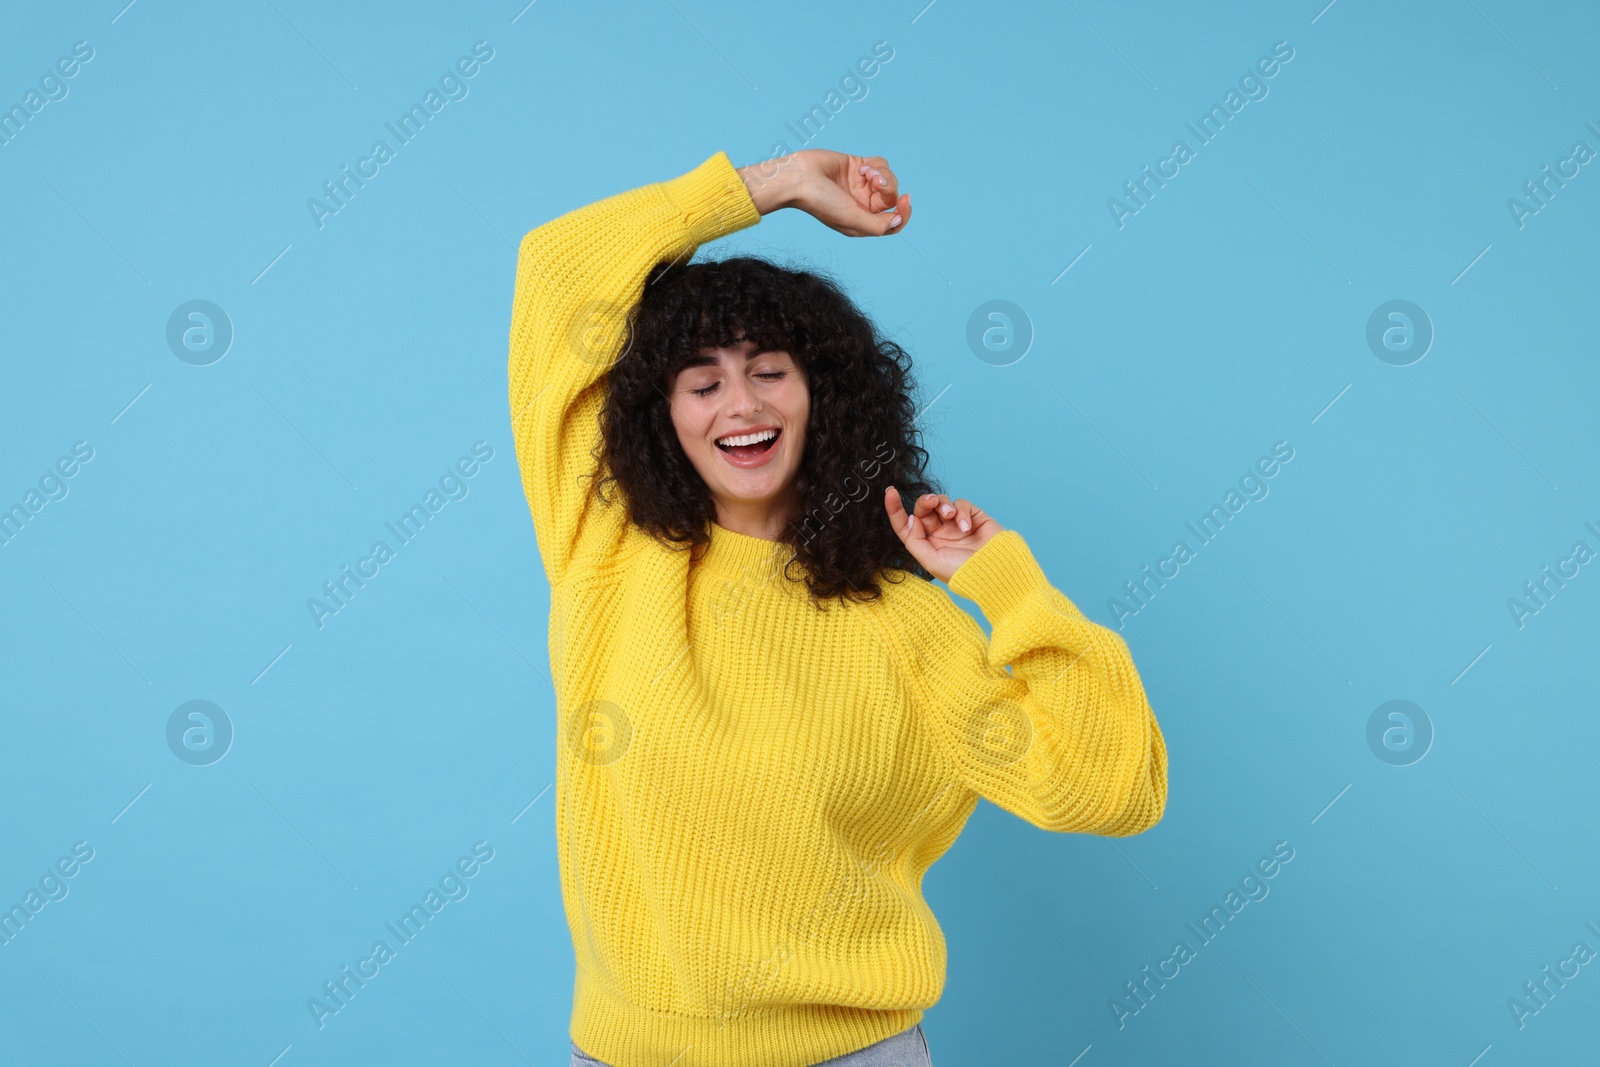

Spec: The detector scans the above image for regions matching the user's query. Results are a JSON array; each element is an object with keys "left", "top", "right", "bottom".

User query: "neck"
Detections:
[{"left": 712, "top": 494, "right": 800, "bottom": 543}]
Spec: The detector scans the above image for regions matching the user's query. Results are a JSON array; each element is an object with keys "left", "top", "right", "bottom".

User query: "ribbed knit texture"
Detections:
[{"left": 507, "top": 151, "right": 1169, "bottom": 1067}]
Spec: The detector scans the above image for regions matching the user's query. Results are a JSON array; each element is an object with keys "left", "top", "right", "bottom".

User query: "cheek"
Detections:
[
  {"left": 782, "top": 380, "right": 811, "bottom": 421},
  {"left": 673, "top": 399, "right": 717, "bottom": 446}
]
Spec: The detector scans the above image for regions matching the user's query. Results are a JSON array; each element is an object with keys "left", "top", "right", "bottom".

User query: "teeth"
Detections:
[{"left": 716, "top": 429, "right": 777, "bottom": 447}]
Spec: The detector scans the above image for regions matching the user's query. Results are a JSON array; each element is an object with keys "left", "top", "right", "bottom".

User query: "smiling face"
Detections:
[{"left": 665, "top": 338, "right": 810, "bottom": 539}]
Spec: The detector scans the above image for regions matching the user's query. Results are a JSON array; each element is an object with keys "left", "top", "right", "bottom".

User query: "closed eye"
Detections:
[{"left": 690, "top": 371, "right": 787, "bottom": 398}]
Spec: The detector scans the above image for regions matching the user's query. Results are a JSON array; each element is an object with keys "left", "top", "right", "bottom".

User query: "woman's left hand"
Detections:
[{"left": 884, "top": 487, "right": 1003, "bottom": 585}]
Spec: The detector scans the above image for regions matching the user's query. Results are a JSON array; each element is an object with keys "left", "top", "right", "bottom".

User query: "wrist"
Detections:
[{"left": 737, "top": 155, "right": 809, "bottom": 215}]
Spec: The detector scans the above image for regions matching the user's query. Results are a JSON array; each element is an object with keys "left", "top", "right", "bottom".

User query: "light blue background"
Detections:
[{"left": 2, "top": 1, "right": 1597, "bottom": 1064}]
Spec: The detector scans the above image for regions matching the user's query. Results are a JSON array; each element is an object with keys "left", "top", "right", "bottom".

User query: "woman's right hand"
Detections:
[{"left": 738, "top": 149, "right": 911, "bottom": 237}]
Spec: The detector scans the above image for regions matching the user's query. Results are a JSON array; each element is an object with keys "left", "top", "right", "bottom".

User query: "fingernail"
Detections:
[
  {"left": 888, "top": 215, "right": 901, "bottom": 227},
  {"left": 959, "top": 518, "right": 970, "bottom": 532}
]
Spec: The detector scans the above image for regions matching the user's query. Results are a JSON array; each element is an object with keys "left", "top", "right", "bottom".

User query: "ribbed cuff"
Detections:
[
  {"left": 947, "top": 528, "right": 1081, "bottom": 624},
  {"left": 661, "top": 150, "right": 763, "bottom": 247}
]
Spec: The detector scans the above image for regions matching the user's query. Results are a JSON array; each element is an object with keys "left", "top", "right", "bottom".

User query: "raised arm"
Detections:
[
  {"left": 507, "top": 152, "right": 761, "bottom": 587},
  {"left": 881, "top": 529, "right": 1169, "bottom": 836}
]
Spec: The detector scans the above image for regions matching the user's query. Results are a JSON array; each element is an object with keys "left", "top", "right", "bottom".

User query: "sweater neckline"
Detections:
[{"left": 695, "top": 521, "right": 798, "bottom": 582}]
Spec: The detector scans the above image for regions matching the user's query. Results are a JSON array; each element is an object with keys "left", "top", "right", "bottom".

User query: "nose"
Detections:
[{"left": 724, "top": 373, "right": 762, "bottom": 417}]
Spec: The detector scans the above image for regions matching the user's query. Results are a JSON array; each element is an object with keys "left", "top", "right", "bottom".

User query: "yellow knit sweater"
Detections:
[{"left": 507, "top": 151, "right": 1168, "bottom": 1067}]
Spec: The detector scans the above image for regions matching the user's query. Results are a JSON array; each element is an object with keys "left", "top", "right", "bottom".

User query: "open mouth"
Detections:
[{"left": 715, "top": 429, "right": 780, "bottom": 461}]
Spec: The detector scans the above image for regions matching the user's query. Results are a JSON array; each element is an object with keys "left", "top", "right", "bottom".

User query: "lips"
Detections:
[{"left": 715, "top": 428, "right": 781, "bottom": 467}]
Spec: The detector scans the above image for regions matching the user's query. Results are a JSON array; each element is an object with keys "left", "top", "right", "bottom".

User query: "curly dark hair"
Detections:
[{"left": 590, "top": 255, "right": 942, "bottom": 608}]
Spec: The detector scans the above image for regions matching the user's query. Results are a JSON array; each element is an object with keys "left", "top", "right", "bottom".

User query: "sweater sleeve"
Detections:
[
  {"left": 507, "top": 151, "right": 762, "bottom": 587},
  {"left": 894, "top": 529, "right": 1169, "bottom": 836}
]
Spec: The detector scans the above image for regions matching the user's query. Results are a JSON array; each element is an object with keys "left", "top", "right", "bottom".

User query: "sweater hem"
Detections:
[{"left": 571, "top": 969, "right": 924, "bottom": 1067}]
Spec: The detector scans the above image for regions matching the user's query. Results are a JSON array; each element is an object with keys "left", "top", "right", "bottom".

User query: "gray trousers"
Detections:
[{"left": 570, "top": 1023, "right": 933, "bottom": 1067}]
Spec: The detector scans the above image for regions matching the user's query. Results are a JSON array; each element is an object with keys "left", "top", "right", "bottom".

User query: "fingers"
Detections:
[
  {"left": 859, "top": 159, "right": 909, "bottom": 234},
  {"left": 910, "top": 491, "right": 943, "bottom": 538},
  {"left": 884, "top": 485, "right": 921, "bottom": 541},
  {"left": 888, "top": 488, "right": 983, "bottom": 542},
  {"left": 912, "top": 492, "right": 970, "bottom": 534},
  {"left": 856, "top": 190, "right": 906, "bottom": 235},
  {"left": 859, "top": 157, "right": 896, "bottom": 205},
  {"left": 936, "top": 494, "right": 966, "bottom": 533},
  {"left": 924, "top": 493, "right": 980, "bottom": 534},
  {"left": 879, "top": 193, "right": 909, "bottom": 234},
  {"left": 952, "top": 498, "right": 973, "bottom": 534},
  {"left": 890, "top": 488, "right": 948, "bottom": 540}
]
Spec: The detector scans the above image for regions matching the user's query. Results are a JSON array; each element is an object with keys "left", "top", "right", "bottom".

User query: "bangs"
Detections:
[{"left": 643, "top": 260, "right": 810, "bottom": 378}]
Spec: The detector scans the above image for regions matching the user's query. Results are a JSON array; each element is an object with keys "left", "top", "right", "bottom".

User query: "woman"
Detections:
[{"left": 507, "top": 148, "right": 1168, "bottom": 1067}]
